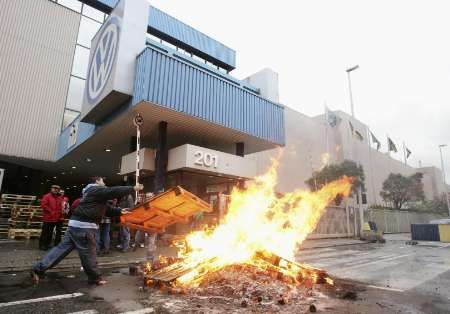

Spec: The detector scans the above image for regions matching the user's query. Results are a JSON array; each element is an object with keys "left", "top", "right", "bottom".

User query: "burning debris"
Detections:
[{"left": 134, "top": 160, "right": 353, "bottom": 311}]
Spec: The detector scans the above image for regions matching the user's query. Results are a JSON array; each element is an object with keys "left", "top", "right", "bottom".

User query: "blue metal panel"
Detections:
[
  {"left": 80, "top": 1, "right": 236, "bottom": 70},
  {"left": 133, "top": 47, "right": 285, "bottom": 145},
  {"left": 411, "top": 224, "right": 440, "bottom": 241}
]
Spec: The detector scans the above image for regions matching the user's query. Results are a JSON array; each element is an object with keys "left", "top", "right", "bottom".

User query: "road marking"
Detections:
[
  {"left": 120, "top": 308, "right": 154, "bottom": 314},
  {"left": 68, "top": 310, "right": 99, "bottom": 314},
  {"left": 366, "top": 285, "right": 405, "bottom": 292},
  {"left": 338, "top": 253, "right": 412, "bottom": 271},
  {"left": 0, "top": 292, "right": 84, "bottom": 307}
]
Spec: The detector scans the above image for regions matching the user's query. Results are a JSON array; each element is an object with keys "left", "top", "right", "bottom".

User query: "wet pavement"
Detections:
[{"left": 1, "top": 234, "right": 450, "bottom": 313}]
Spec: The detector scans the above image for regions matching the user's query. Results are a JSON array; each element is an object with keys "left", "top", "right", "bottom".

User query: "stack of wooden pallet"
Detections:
[{"left": 0, "top": 194, "right": 39, "bottom": 240}]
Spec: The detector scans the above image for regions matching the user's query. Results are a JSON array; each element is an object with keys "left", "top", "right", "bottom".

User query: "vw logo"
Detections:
[{"left": 86, "top": 16, "right": 120, "bottom": 104}]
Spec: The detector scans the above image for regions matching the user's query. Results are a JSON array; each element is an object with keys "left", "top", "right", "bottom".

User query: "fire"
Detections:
[{"left": 173, "top": 159, "right": 352, "bottom": 287}]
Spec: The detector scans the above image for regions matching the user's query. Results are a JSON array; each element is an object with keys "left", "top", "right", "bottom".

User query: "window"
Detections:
[
  {"left": 192, "top": 54, "right": 205, "bottom": 63},
  {"left": 63, "top": 109, "right": 80, "bottom": 129},
  {"left": 71, "top": 45, "right": 90, "bottom": 79},
  {"left": 66, "top": 76, "right": 85, "bottom": 111},
  {"left": 146, "top": 33, "right": 162, "bottom": 43},
  {"left": 82, "top": 5, "right": 105, "bottom": 22},
  {"left": 77, "top": 16, "right": 102, "bottom": 48},
  {"left": 57, "top": 0, "right": 82, "bottom": 12},
  {"left": 161, "top": 40, "right": 177, "bottom": 51}
]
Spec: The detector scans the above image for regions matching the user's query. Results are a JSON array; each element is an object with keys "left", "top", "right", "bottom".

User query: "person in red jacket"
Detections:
[{"left": 39, "top": 185, "right": 63, "bottom": 250}]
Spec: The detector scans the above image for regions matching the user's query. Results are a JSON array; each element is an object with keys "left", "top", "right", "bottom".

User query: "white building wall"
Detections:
[
  {"left": 249, "top": 106, "right": 445, "bottom": 204},
  {"left": 0, "top": 0, "right": 79, "bottom": 161},
  {"left": 244, "top": 68, "right": 280, "bottom": 103}
]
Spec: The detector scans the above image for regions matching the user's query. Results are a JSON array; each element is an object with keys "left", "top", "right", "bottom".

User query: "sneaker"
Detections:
[
  {"left": 88, "top": 277, "right": 107, "bottom": 286},
  {"left": 139, "top": 243, "right": 145, "bottom": 248},
  {"left": 30, "top": 270, "right": 40, "bottom": 285}
]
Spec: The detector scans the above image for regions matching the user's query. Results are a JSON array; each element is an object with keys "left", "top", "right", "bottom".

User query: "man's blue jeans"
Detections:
[
  {"left": 96, "top": 223, "right": 111, "bottom": 252},
  {"left": 119, "top": 226, "right": 130, "bottom": 250},
  {"left": 33, "top": 226, "right": 101, "bottom": 283}
]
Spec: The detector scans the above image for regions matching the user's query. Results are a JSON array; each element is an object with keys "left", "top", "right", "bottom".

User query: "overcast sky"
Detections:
[{"left": 151, "top": 0, "right": 450, "bottom": 181}]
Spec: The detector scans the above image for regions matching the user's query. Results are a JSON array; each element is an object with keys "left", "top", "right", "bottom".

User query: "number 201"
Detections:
[{"left": 194, "top": 151, "right": 218, "bottom": 168}]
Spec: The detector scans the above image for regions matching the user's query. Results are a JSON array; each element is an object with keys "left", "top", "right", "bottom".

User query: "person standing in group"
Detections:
[
  {"left": 39, "top": 185, "right": 63, "bottom": 251},
  {"left": 60, "top": 189, "right": 70, "bottom": 218},
  {"left": 32, "top": 176, "right": 143, "bottom": 286},
  {"left": 96, "top": 199, "right": 115, "bottom": 255},
  {"left": 133, "top": 192, "right": 157, "bottom": 262},
  {"left": 116, "top": 193, "right": 134, "bottom": 252}
]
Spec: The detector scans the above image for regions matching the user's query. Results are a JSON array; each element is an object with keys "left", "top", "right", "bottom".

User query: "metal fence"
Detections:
[
  {"left": 364, "top": 209, "right": 445, "bottom": 233},
  {"left": 309, "top": 205, "right": 358, "bottom": 239}
]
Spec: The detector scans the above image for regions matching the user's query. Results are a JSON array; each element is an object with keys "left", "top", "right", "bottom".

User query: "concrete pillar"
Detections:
[
  {"left": 153, "top": 121, "right": 168, "bottom": 194},
  {"left": 235, "top": 142, "right": 244, "bottom": 157},
  {"left": 235, "top": 142, "right": 245, "bottom": 188}
]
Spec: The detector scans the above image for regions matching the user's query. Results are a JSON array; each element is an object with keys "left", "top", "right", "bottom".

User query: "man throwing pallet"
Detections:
[{"left": 32, "top": 176, "right": 142, "bottom": 286}]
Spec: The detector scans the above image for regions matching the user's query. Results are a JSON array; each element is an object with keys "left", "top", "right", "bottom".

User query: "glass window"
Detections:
[
  {"left": 71, "top": 45, "right": 90, "bottom": 79},
  {"left": 57, "top": 0, "right": 82, "bottom": 12},
  {"left": 82, "top": 4, "right": 105, "bottom": 23},
  {"left": 63, "top": 109, "right": 80, "bottom": 129},
  {"left": 146, "top": 33, "right": 161, "bottom": 43},
  {"left": 192, "top": 55, "right": 204, "bottom": 63},
  {"left": 161, "top": 40, "right": 177, "bottom": 51},
  {"left": 77, "top": 16, "right": 102, "bottom": 48},
  {"left": 66, "top": 76, "right": 85, "bottom": 111}
]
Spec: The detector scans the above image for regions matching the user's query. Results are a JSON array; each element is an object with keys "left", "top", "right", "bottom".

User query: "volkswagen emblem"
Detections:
[{"left": 86, "top": 16, "right": 121, "bottom": 104}]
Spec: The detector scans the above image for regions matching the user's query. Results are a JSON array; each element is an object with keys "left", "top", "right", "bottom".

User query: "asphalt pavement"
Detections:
[{"left": 1, "top": 234, "right": 450, "bottom": 313}]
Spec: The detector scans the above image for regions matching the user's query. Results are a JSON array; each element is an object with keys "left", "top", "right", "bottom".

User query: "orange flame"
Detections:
[{"left": 176, "top": 159, "right": 352, "bottom": 287}]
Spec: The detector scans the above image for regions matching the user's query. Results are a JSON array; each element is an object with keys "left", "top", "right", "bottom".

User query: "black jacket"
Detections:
[{"left": 71, "top": 185, "right": 134, "bottom": 224}]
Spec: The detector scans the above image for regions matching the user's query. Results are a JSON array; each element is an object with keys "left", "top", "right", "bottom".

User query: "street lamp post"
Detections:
[
  {"left": 346, "top": 65, "right": 359, "bottom": 118},
  {"left": 438, "top": 144, "right": 450, "bottom": 216}
]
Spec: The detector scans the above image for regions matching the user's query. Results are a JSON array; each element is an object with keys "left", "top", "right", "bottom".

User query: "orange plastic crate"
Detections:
[{"left": 120, "top": 186, "right": 212, "bottom": 233}]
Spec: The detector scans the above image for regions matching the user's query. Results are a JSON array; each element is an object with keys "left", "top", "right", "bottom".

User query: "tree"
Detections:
[
  {"left": 380, "top": 172, "right": 425, "bottom": 209},
  {"left": 305, "top": 160, "right": 366, "bottom": 205}
]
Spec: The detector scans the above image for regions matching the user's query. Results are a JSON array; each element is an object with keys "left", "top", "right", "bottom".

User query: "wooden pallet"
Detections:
[
  {"left": 120, "top": 186, "right": 212, "bottom": 233},
  {"left": 1, "top": 194, "right": 36, "bottom": 206},
  {"left": 8, "top": 228, "right": 41, "bottom": 239}
]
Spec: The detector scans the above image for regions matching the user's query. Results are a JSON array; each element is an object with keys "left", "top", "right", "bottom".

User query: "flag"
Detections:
[
  {"left": 348, "top": 121, "right": 363, "bottom": 141},
  {"left": 325, "top": 106, "right": 340, "bottom": 127},
  {"left": 349, "top": 121, "right": 354, "bottom": 133},
  {"left": 354, "top": 130, "right": 364, "bottom": 141},
  {"left": 388, "top": 137, "right": 397, "bottom": 153},
  {"left": 370, "top": 131, "right": 381, "bottom": 150},
  {"left": 405, "top": 146, "right": 412, "bottom": 159}
]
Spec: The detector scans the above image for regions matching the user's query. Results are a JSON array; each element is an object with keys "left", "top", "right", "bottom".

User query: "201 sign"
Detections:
[{"left": 194, "top": 151, "right": 219, "bottom": 168}]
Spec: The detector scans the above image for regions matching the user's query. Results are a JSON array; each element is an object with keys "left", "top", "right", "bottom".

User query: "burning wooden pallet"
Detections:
[
  {"left": 145, "top": 251, "right": 332, "bottom": 288},
  {"left": 120, "top": 186, "right": 212, "bottom": 233}
]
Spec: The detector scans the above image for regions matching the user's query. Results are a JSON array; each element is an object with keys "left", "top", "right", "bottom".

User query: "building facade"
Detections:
[
  {"left": 250, "top": 107, "right": 447, "bottom": 207},
  {"left": 0, "top": 0, "right": 284, "bottom": 214},
  {"left": 0, "top": 0, "right": 445, "bottom": 216}
]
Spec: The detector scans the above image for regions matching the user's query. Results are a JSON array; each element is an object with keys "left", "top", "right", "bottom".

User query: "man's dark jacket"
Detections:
[{"left": 71, "top": 185, "right": 134, "bottom": 224}]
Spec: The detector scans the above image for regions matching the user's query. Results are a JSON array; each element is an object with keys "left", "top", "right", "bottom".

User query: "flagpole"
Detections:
[
  {"left": 367, "top": 126, "right": 377, "bottom": 205},
  {"left": 324, "top": 103, "right": 330, "bottom": 165},
  {"left": 387, "top": 134, "right": 392, "bottom": 175},
  {"left": 402, "top": 141, "right": 407, "bottom": 165}
]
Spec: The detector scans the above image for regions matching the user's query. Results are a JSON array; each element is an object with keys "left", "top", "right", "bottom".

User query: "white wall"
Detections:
[
  {"left": 249, "top": 106, "right": 445, "bottom": 204},
  {"left": 0, "top": 0, "right": 79, "bottom": 161},
  {"left": 244, "top": 68, "right": 280, "bottom": 103}
]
